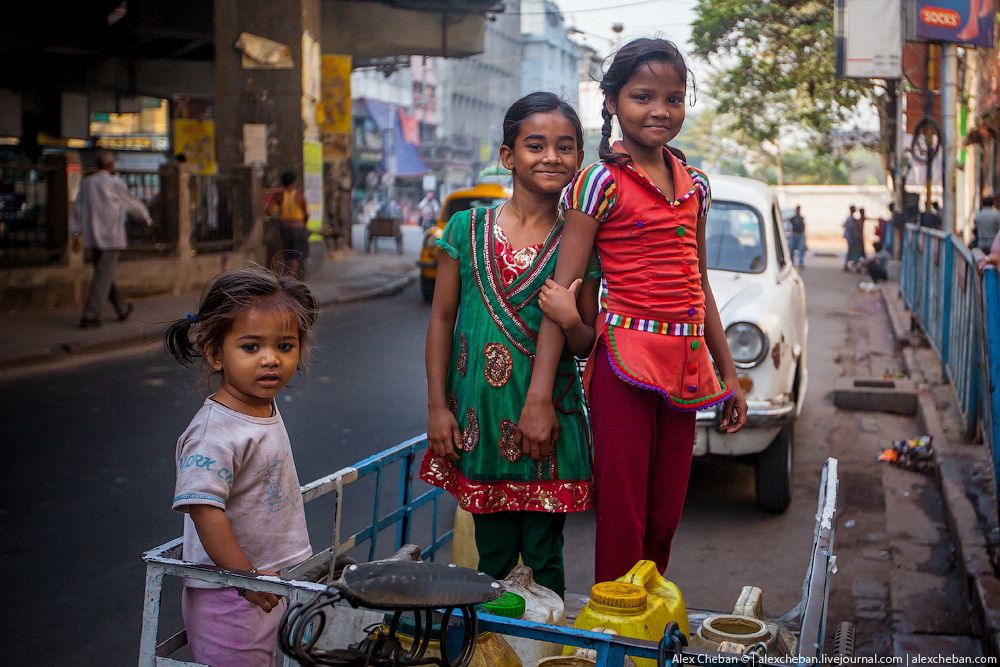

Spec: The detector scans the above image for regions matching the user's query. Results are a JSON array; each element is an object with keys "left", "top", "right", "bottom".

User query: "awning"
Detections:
[{"left": 363, "top": 98, "right": 428, "bottom": 177}]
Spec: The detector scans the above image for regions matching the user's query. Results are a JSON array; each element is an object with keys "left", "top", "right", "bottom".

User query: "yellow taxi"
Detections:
[{"left": 417, "top": 182, "right": 509, "bottom": 302}]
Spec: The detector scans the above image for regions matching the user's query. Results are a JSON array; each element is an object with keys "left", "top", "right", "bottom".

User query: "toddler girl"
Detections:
[{"left": 164, "top": 266, "right": 317, "bottom": 666}]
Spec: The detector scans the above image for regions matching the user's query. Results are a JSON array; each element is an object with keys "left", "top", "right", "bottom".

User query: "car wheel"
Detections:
[
  {"left": 755, "top": 421, "right": 793, "bottom": 513},
  {"left": 420, "top": 276, "right": 436, "bottom": 303}
]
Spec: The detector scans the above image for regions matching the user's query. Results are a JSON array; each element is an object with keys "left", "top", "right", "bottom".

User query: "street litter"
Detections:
[
  {"left": 858, "top": 281, "right": 878, "bottom": 292},
  {"left": 877, "top": 435, "right": 934, "bottom": 472},
  {"left": 843, "top": 519, "right": 856, "bottom": 529}
]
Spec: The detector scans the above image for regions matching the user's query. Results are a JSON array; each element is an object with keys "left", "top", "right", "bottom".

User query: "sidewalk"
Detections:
[
  {"left": 0, "top": 251, "right": 418, "bottom": 372},
  {"left": 880, "top": 278, "right": 1000, "bottom": 656}
]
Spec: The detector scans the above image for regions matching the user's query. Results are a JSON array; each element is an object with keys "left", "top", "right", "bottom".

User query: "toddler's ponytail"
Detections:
[{"left": 164, "top": 314, "right": 201, "bottom": 366}]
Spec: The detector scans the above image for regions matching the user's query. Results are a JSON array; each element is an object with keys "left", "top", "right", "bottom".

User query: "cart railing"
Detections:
[{"left": 139, "top": 434, "right": 839, "bottom": 667}]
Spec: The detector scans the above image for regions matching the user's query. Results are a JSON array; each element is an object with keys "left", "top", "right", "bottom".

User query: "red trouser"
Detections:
[{"left": 589, "top": 340, "right": 696, "bottom": 583}]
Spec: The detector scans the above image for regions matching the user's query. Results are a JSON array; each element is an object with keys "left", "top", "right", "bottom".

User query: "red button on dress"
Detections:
[{"left": 688, "top": 364, "right": 698, "bottom": 375}]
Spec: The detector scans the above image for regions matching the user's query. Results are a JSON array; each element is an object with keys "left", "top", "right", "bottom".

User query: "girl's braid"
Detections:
[{"left": 599, "top": 106, "right": 614, "bottom": 161}]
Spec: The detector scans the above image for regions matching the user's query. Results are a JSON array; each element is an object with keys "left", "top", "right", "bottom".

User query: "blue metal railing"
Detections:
[{"left": 901, "top": 224, "right": 1000, "bottom": 510}]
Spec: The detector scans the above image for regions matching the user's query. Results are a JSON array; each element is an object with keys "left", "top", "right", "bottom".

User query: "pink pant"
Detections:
[
  {"left": 182, "top": 586, "right": 286, "bottom": 667},
  {"left": 589, "top": 340, "right": 696, "bottom": 583}
]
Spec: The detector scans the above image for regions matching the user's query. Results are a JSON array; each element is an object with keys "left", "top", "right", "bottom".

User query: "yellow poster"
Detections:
[
  {"left": 173, "top": 119, "right": 217, "bottom": 175},
  {"left": 320, "top": 54, "right": 352, "bottom": 135},
  {"left": 303, "top": 139, "right": 324, "bottom": 241}
]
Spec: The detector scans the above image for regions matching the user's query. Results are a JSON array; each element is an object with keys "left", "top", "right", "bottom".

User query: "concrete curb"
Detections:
[
  {"left": 0, "top": 269, "right": 418, "bottom": 373},
  {"left": 324, "top": 269, "right": 417, "bottom": 306},
  {"left": 881, "top": 283, "right": 1000, "bottom": 657}
]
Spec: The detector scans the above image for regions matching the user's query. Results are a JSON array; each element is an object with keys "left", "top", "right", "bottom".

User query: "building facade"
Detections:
[
  {"left": 435, "top": 0, "right": 523, "bottom": 193},
  {"left": 520, "top": 0, "right": 580, "bottom": 107}
]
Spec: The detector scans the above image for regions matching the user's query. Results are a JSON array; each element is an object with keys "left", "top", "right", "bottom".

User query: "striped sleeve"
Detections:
[
  {"left": 561, "top": 163, "right": 617, "bottom": 223},
  {"left": 687, "top": 165, "right": 712, "bottom": 220}
]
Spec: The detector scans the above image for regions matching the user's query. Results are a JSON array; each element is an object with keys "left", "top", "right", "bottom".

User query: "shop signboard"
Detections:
[
  {"left": 914, "top": 0, "right": 995, "bottom": 47},
  {"left": 835, "top": 0, "right": 903, "bottom": 78}
]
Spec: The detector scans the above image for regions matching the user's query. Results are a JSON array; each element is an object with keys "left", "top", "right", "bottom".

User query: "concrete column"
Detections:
[
  {"left": 214, "top": 0, "right": 322, "bottom": 183},
  {"left": 941, "top": 43, "right": 958, "bottom": 234}
]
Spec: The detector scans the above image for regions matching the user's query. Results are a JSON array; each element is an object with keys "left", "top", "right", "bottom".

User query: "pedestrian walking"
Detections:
[
  {"left": 70, "top": 149, "right": 151, "bottom": 328},
  {"left": 520, "top": 38, "right": 747, "bottom": 584},
  {"left": 974, "top": 195, "right": 1000, "bottom": 253},
  {"left": 163, "top": 266, "right": 318, "bottom": 667},
  {"left": 419, "top": 93, "right": 596, "bottom": 598},
  {"left": 843, "top": 205, "right": 863, "bottom": 271},
  {"left": 787, "top": 205, "right": 806, "bottom": 268},
  {"left": 418, "top": 190, "right": 441, "bottom": 230},
  {"left": 266, "top": 170, "right": 310, "bottom": 280}
]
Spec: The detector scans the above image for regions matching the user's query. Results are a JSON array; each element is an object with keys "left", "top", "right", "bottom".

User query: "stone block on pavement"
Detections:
[{"left": 832, "top": 376, "right": 918, "bottom": 415}]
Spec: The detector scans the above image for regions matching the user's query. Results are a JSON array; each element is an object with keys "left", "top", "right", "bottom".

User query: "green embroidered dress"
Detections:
[{"left": 419, "top": 206, "right": 596, "bottom": 514}]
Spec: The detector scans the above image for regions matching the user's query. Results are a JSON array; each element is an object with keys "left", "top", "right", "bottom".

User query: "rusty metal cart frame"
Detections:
[{"left": 139, "top": 435, "right": 839, "bottom": 666}]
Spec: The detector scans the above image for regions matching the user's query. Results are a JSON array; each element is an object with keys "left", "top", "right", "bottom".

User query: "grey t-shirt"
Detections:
[
  {"left": 975, "top": 207, "right": 1000, "bottom": 252},
  {"left": 173, "top": 399, "right": 312, "bottom": 588}
]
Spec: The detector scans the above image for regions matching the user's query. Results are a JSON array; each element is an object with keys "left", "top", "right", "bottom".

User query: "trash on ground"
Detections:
[
  {"left": 843, "top": 519, "right": 856, "bottom": 529},
  {"left": 877, "top": 435, "right": 934, "bottom": 473}
]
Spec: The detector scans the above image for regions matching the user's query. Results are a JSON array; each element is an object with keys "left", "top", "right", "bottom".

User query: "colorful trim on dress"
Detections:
[
  {"left": 606, "top": 326, "right": 732, "bottom": 412},
  {"left": 605, "top": 312, "right": 705, "bottom": 336},
  {"left": 470, "top": 208, "right": 536, "bottom": 356},
  {"left": 563, "top": 163, "right": 617, "bottom": 222},
  {"left": 420, "top": 455, "right": 592, "bottom": 514}
]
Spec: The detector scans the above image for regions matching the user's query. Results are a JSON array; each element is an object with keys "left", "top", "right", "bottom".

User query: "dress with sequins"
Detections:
[{"left": 419, "top": 206, "right": 599, "bottom": 514}]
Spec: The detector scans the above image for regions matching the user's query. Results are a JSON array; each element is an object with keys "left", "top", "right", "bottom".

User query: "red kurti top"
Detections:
[{"left": 563, "top": 143, "right": 731, "bottom": 411}]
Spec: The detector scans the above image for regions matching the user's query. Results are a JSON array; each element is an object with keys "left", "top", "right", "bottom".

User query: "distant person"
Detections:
[
  {"left": 876, "top": 203, "right": 893, "bottom": 245},
  {"left": 418, "top": 191, "right": 441, "bottom": 230},
  {"left": 921, "top": 201, "right": 943, "bottom": 229},
  {"left": 70, "top": 149, "right": 152, "bottom": 328},
  {"left": 266, "top": 170, "right": 309, "bottom": 280},
  {"left": 974, "top": 195, "right": 1000, "bottom": 253},
  {"left": 787, "top": 205, "right": 806, "bottom": 268},
  {"left": 164, "top": 267, "right": 317, "bottom": 667},
  {"left": 843, "top": 205, "right": 862, "bottom": 271},
  {"left": 858, "top": 207, "right": 868, "bottom": 258},
  {"left": 865, "top": 241, "right": 891, "bottom": 283},
  {"left": 979, "top": 232, "right": 1000, "bottom": 271}
]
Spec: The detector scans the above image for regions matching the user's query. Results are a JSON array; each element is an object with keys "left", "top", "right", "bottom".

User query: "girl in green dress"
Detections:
[{"left": 420, "top": 92, "right": 599, "bottom": 597}]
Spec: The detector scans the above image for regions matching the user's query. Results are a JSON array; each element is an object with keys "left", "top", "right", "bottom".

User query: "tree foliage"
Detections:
[{"left": 690, "top": 0, "right": 877, "bottom": 183}]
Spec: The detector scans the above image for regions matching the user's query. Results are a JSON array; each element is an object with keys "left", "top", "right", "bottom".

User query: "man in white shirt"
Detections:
[{"left": 70, "top": 150, "right": 151, "bottom": 328}]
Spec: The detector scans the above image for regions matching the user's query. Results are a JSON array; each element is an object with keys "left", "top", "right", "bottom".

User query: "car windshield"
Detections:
[
  {"left": 444, "top": 197, "right": 506, "bottom": 220},
  {"left": 705, "top": 200, "right": 766, "bottom": 273}
]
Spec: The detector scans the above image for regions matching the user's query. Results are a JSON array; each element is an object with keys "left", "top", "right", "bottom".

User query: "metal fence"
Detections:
[
  {"left": 189, "top": 172, "right": 251, "bottom": 252},
  {"left": 900, "top": 224, "right": 1000, "bottom": 507},
  {"left": 119, "top": 169, "right": 174, "bottom": 255},
  {"left": 0, "top": 162, "right": 59, "bottom": 267}
]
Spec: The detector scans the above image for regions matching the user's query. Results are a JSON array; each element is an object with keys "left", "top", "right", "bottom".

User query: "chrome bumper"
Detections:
[{"left": 696, "top": 398, "right": 796, "bottom": 429}]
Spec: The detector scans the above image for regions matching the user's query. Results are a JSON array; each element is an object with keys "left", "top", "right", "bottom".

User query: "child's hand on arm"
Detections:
[
  {"left": 539, "top": 278, "right": 582, "bottom": 330},
  {"left": 539, "top": 277, "right": 597, "bottom": 357},
  {"left": 188, "top": 505, "right": 283, "bottom": 613}
]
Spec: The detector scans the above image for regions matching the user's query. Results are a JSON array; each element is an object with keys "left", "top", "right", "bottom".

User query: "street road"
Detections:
[{"left": 4, "top": 261, "right": 881, "bottom": 664}]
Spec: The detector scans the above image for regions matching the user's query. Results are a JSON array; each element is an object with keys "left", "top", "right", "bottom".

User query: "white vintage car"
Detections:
[{"left": 695, "top": 175, "right": 809, "bottom": 514}]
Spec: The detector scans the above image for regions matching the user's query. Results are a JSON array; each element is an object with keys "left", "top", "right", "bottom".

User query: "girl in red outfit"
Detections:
[{"left": 519, "top": 38, "right": 748, "bottom": 583}]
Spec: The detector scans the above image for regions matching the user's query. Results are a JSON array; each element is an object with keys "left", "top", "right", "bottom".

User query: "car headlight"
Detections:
[
  {"left": 726, "top": 322, "right": 768, "bottom": 368},
  {"left": 423, "top": 234, "right": 439, "bottom": 249}
]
